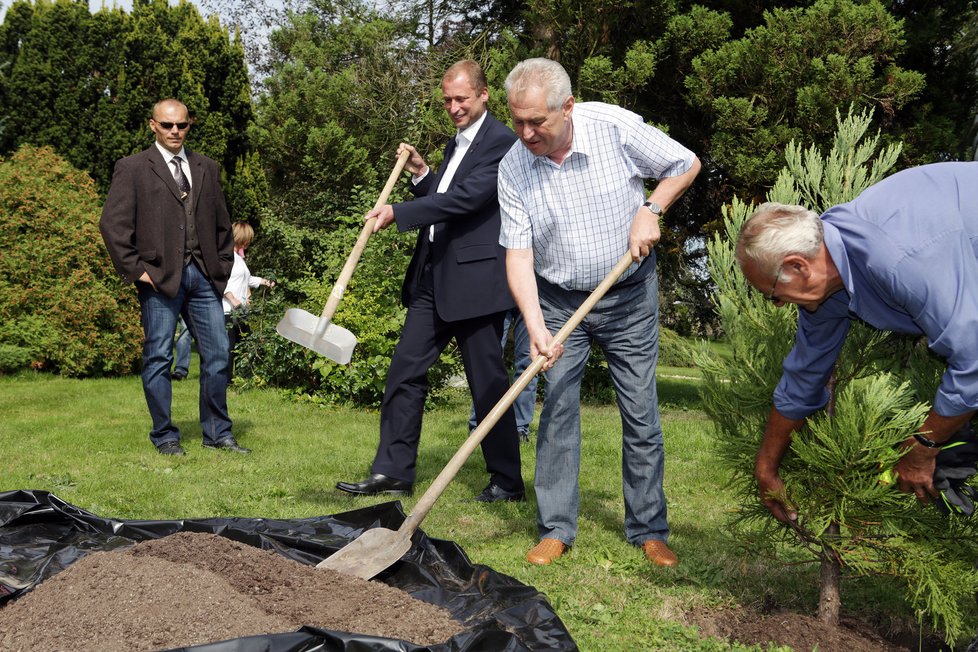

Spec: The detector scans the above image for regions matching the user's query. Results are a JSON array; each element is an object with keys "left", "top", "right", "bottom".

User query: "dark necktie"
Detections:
[{"left": 171, "top": 156, "right": 190, "bottom": 197}]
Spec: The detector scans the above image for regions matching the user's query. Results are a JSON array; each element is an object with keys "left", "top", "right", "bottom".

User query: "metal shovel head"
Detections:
[
  {"left": 316, "top": 527, "right": 413, "bottom": 580},
  {"left": 276, "top": 308, "right": 358, "bottom": 364}
]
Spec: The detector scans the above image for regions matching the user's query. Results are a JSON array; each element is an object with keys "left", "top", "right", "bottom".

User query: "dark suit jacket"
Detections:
[
  {"left": 394, "top": 112, "right": 518, "bottom": 322},
  {"left": 100, "top": 145, "right": 234, "bottom": 298}
]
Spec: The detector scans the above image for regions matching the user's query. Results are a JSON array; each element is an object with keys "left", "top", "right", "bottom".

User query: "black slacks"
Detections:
[{"left": 370, "top": 263, "right": 522, "bottom": 492}]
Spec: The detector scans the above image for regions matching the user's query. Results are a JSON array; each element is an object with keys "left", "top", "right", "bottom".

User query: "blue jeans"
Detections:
[
  {"left": 468, "top": 309, "right": 538, "bottom": 433},
  {"left": 138, "top": 262, "right": 232, "bottom": 448},
  {"left": 534, "top": 267, "right": 667, "bottom": 547},
  {"left": 173, "top": 318, "right": 191, "bottom": 375}
]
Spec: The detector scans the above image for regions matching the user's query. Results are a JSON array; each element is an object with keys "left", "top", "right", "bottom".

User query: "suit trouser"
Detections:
[
  {"left": 468, "top": 309, "right": 538, "bottom": 433},
  {"left": 370, "top": 263, "right": 522, "bottom": 492}
]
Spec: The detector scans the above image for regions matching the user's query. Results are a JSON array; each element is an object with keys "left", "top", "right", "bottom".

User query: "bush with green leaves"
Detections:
[
  {"left": 235, "top": 185, "right": 462, "bottom": 407},
  {"left": 697, "top": 109, "right": 978, "bottom": 643},
  {"left": 0, "top": 145, "right": 142, "bottom": 376}
]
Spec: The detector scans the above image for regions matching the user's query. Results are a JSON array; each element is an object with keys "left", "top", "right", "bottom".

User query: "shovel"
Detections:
[
  {"left": 318, "top": 250, "right": 637, "bottom": 579},
  {"left": 276, "top": 149, "right": 411, "bottom": 363}
]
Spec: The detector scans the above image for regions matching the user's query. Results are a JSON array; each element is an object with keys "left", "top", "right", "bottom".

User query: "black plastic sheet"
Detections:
[{"left": 0, "top": 490, "right": 576, "bottom": 651}]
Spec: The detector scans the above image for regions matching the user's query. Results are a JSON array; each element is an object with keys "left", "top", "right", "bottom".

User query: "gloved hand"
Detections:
[
  {"left": 932, "top": 424, "right": 978, "bottom": 517},
  {"left": 933, "top": 468, "right": 978, "bottom": 516}
]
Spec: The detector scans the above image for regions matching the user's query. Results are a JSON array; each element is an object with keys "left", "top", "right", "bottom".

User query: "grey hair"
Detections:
[
  {"left": 504, "top": 58, "right": 572, "bottom": 111},
  {"left": 735, "top": 202, "right": 823, "bottom": 278}
]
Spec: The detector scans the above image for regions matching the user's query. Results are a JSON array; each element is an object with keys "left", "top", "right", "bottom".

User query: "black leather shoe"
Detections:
[
  {"left": 474, "top": 482, "right": 525, "bottom": 503},
  {"left": 203, "top": 437, "right": 250, "bottom": 454},
  {"left": 172, "top": 371, "right": 187, "bottom": 381},
  {"left": 336, "top": 473, "right": 412, "bottom": 496},
  {"left": 157, "top": 441, "right": 186, "bottom": 456}
]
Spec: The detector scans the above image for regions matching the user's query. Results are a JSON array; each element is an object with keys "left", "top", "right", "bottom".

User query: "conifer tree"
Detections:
[
  {"left": 0, "top": 0, "right": 264, "bottom": 224},
  {"left": 698, "top": 108, "right": 978, "bottom": 643}
]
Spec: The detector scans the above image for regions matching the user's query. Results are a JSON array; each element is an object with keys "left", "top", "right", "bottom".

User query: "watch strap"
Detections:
[
  {"left": 643, "top": 200, "right": 662, "bottom": 216},
  {"left": 913, "top": 432, "right": 943, "bottom": 448}
]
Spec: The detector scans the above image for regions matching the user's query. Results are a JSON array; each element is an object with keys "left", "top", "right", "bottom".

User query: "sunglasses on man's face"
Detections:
[{"left": 155, "top": 121, "right": 190, "bottom": 130}]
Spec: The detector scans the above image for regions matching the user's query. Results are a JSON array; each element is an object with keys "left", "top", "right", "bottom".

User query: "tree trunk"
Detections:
[
  {"left": 817, "top": 372, "right": 841, "bottom": 626},
  {"left": 817, "top": 522, "right": 841, "bottom": 625}
]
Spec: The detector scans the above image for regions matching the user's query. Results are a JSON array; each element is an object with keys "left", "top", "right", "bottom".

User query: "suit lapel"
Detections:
[
  {"left": 148, "top": 147, "right": 186, "bottom": 202},
  {"left": 187, "top": 150, "right": 204, "bottom": 213},
  {"left": 440, "top": 113, "right": 493, "bottom": 190}
]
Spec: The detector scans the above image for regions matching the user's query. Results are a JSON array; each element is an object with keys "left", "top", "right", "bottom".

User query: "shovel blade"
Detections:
[
  {"left": 315, "top": 527, "right": 413, "bottom": 580},
  {"left": 276, "top": 308, "right": 358, "bottom": 364}
]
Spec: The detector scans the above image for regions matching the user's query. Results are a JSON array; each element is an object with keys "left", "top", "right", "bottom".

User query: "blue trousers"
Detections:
[
  {"left": 534, "top": 267, "right": 668, "bottom": 547},
  {"left": 173, "top": 318, "right": 191, "bottom": 375},
  {"left": 137, "top": 262, "right": 232, "bottom": 448}
]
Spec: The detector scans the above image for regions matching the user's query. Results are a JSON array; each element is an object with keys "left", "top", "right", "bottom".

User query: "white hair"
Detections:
[
  {"left": 504, "top": 58, "right": 572, "bottom": 111},
  {"left": 735, "top": 202, "right": 823, "bottom": 278}
]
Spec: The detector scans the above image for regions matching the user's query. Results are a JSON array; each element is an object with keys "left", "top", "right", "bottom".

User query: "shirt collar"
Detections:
[
  {"left": 530, "top": 111, "right": 592, "bottom": 167},
  {"left": 456, "top": 110, "right": 487, "bottom": 147},
  {"left": 155, "top": 142, "right": 187, "bottom": 164},
  {"left": 821, "top": 219, "right": 854, "bottom": 298}
]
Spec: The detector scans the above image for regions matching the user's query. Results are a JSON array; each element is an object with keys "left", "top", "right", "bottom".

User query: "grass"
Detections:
[{"left": 0, "top": 361, "right": 915, "bottom": 651}]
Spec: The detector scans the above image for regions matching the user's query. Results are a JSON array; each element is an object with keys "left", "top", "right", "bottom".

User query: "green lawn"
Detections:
[{"left": 0, "top": 364, "right": 913, "bottom": 650}]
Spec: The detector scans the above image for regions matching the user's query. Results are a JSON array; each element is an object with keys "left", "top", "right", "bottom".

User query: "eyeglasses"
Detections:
[
  {"left": 765, "top": 267, "right": 783, "bottom": 303},
  {"left": 155, "top": 120, "right": 190, "bottom": 130}
]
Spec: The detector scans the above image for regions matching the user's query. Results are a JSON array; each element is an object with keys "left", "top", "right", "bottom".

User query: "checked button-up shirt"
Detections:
[{"left": 497, "top": 101, "right": 697, "bottom": 291}]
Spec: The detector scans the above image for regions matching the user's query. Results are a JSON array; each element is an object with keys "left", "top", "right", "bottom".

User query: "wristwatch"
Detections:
[{"left": 643, "top": 201, "right": 663, "bottom": 216}]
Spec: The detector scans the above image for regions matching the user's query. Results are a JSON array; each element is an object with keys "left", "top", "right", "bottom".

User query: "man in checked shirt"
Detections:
[{"left": 497, "top": 58, "right": 701, "bottom": 567}]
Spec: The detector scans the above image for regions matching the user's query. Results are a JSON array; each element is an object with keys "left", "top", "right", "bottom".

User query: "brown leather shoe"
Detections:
[
  {"left": 642, "top": 539, "right": 679, "bottom": 567},
  {"left": 526, "top": 538, "right": 567, "bottom": 565}
]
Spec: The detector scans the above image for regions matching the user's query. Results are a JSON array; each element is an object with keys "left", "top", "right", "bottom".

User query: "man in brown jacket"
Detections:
[{"left": 100, "top": 98, "right": 247, "bottom": 456}]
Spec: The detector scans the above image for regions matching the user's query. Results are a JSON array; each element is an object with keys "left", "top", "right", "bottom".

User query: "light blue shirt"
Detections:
[
  {"left": 498, "top": 102, "right": 697, "bottom": 291},
  {"left": 774, "top": 161, "right": 978, "bottom": 419}
]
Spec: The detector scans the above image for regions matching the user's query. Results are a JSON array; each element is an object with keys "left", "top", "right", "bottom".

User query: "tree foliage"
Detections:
[
  {"left": 686, "top": 0, "right": 926, "bottom": 199},
  {"left": 0, "top": 0, "right": 264, "bottom": 224},
  {"left": 0, "top": 0, "right": 975, "bottom": 393},
  {"left": 238, "top": 0, "right": 518, "bottom": 404},
  {"left": 697, "top": 110, "right": 978, "bottom": 643},
  {"left": 0, "top": 145, "right": 142, "bottom": 376}
]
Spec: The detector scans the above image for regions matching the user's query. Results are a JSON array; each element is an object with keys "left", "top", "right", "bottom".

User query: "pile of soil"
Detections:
[
  {"left": 685, "top": 606, "right": 953, "bottom": 652},
  {"left": 0, "top": 531, "right": 465, "bottom": 651}
]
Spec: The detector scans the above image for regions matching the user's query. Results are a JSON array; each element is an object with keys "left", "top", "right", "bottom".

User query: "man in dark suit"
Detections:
[
  {"left": 336, "top": 60, "right": 524, "bottom": 502},
  {"left": 100, "top": 98, "right": 249, "bottom": 456}
]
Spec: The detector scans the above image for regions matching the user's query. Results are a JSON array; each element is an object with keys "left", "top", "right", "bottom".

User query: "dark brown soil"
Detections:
[
  {"left": 686, "top": 606, "right": 953, "bottom": 652},
  {"left": 0, "top": 531, "right": 465, "bottom": 651}
]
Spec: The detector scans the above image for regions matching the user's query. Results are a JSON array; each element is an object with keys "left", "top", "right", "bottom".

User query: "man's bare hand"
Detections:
[
  {"left": 894, "top": 438, "right": 940, "bottom": 502},
  {"left": 527, "top": 327, "right": 563, "bottom": 371},
  {"left": 138, "top": 271, "right": 157, "bottom": 291},
  {"left": 628, "top": 206, "right": 661, "bottom": 262},
  {"left": 397, "top": 143, "right": 428, "bottom": 177},
  {"left": 365, "top": 204, "right": 396, "bottom": 232},
  {"left": 756, "top": 467, "right": 797, "bottom": 523}
]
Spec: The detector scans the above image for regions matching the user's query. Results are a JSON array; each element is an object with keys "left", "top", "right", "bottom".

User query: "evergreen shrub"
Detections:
[{"left": 0, "top": 145, "right": 142, "bottom": 376}]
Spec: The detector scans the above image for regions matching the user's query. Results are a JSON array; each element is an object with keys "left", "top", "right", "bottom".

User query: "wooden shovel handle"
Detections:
[
  {"left": 315, "top": 149, "right": 411, "bottom": 331},
  {"left": 400, "top": 250, "right": 637, "bottom": 535}
]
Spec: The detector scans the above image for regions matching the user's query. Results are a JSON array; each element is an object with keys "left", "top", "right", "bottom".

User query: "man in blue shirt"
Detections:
[{"left": 735, "top": 162, "right": 978, "bottom": 522}]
